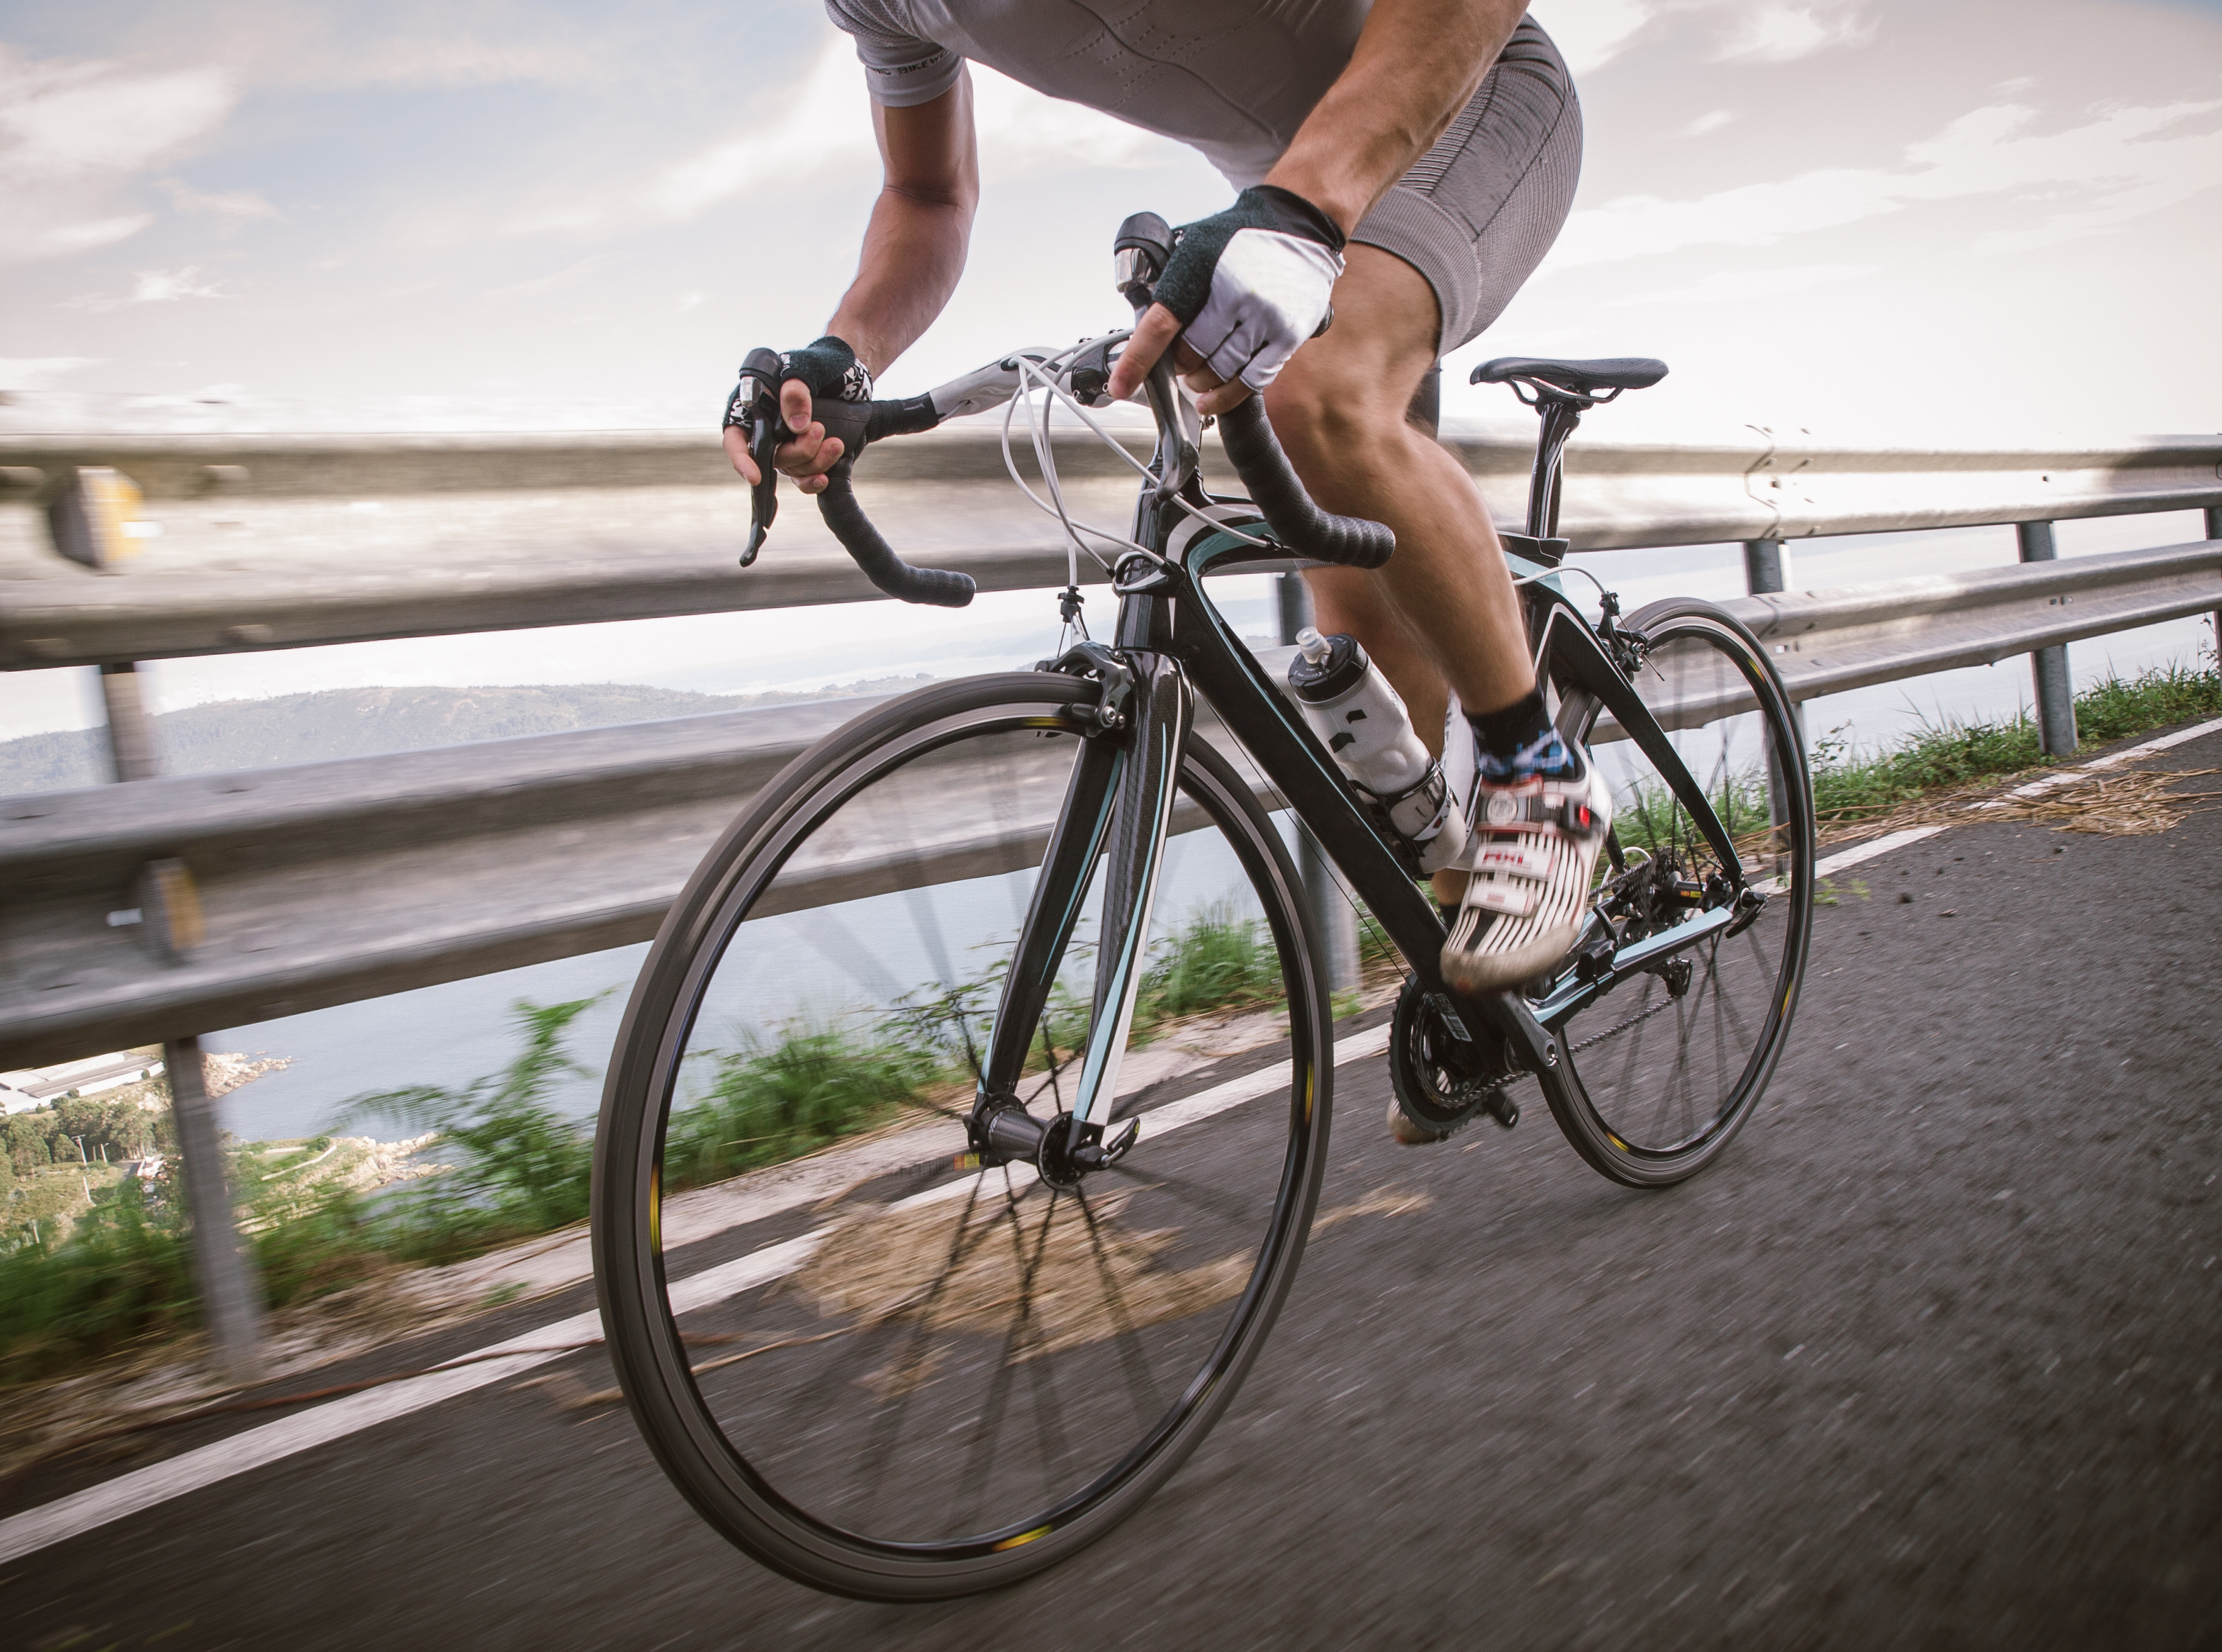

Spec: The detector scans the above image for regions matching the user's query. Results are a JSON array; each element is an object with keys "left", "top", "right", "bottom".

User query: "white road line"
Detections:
[
  {"left": 1814, "top": 827, "right": 1948, "bottom": 878},
  {"left": 1981, "top": 713, "right": 2222, "bottom": 805},
  {"left": 0, "top": 1022, "right": 1391, "bottom": 1566}
]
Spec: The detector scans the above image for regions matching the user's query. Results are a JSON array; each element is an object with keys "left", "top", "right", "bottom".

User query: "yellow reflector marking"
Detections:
[
  {"left": 993, "top": 1525, "right": 1054, "bottom": 1551},
  {"left": 649, "top": 1165, "right": 662, "bottom": 1254}
]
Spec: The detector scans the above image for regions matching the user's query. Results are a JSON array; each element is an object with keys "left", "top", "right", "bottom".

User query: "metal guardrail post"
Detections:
[
  {"left": 98, "top": 663, "right": 264, "bottom": 1380},
  {"left": 2016, "top": 522, "right": 2079, "bottom": 756},
  {"left": 98, "top": 663, "right": 160, "bottom": 782},
  {"left": 1275, "top": 571, "right": 1359, "bottom": 998},
  {"left": 1743, "top": 538, "right": 1788, "bottom": 596},
  {"left": 2207, "top": 506, "right": 2222, "bottom": 665},
  {"left": 1743, "top": 540, "right": 1804, "bottom": 844},
  {"left": 165, "top": 1035, "right": 265, "bottom": 1383}
]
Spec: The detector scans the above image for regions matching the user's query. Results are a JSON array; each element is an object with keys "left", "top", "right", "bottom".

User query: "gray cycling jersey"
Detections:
[
  {"left": 823, "top": 0, "right": 1375, "bottom": 189},
  {"left": 823, "top": 2, "right": 1579, "bottom": 354}
]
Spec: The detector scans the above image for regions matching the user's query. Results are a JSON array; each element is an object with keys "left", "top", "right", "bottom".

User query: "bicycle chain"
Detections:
[{"left": 1570, "top": 992, "right": 1677, "bottom": 1054}]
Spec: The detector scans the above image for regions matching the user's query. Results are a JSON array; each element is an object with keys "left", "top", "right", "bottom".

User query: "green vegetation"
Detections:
[
  {"left": 1810, "top": 662, "right": 2220, "bottom": 828},
  {"left": 340, "top": 997, "right": 604, "bottom": 1253},
  {"left": 6, "top": 1093, "right": 168, "bottom": 1177},
  {"left": 1138, "top": 902, "right": 1284, "bottom": 1025},
  {"left": 665, "top": 1023, "right": 940, "bottom": 1191}
]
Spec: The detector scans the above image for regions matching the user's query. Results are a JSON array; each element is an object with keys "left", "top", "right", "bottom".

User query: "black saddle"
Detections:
[{"left": 1470, "top": 356, "right": 1668, "bottom": 403}]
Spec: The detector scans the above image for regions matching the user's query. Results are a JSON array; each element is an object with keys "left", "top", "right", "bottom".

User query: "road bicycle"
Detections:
[{"left": 591, "top": 213, "right": 1814, "bottom": 1600}]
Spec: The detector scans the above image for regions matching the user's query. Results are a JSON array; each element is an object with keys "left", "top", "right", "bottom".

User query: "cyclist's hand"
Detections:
[
  {"left": 722, "top": 336, "right": 874, "bottom": 496},
  {"left": 1107, "top": 186, "right": 1344, "bottom": 414}
]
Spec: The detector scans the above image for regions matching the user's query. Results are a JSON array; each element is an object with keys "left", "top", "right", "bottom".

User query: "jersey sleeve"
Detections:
[{"left": 822, "top": 1, "right": 965, "bottom": 107}]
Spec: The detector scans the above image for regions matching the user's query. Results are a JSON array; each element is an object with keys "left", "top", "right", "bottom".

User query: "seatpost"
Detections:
[{"left": 1526, "top": 395, "right": 1586, "bottom": 540}]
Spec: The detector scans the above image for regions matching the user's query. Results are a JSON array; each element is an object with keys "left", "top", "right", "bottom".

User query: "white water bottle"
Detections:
[{"left": 1288, "top": 627, "right": 1472, "bottom": 874}]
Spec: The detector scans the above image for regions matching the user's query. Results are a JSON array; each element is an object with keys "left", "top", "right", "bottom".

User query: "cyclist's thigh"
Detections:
[{"left": 1347, "top": 16, "right": 1582, "bottom": 353}]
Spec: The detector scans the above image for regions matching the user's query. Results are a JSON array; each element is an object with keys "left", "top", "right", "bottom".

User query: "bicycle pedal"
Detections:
[{"left": 1483, "top": 1090, "right": 1518, "bottom": 1129}]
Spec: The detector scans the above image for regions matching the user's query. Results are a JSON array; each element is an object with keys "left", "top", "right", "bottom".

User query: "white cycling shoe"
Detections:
[{"left": 1440, "top": 751, "right": 1613, "bottom": 997}]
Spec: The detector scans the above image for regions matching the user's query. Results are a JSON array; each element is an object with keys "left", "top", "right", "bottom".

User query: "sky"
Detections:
[
  {"left": 1, "top": 0, "right": 2218, "bottom": 744},
  {"left": 2, "top": 0, "right": 2218, "bottom": 440}
]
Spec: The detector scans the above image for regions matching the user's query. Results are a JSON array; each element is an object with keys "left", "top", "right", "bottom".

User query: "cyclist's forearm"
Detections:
[
  {"left": 1266, "top": 0, "right": 1525, "bottom": 235},
  {"left": 827, "top": 86, "right": 979, "bottom": 377},
  {"left": 827, "top": 197, "right": 970, "bottom": 376}
]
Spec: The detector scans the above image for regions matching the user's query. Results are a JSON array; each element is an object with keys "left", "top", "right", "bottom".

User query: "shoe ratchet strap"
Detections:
[{"left": 1474, "top": 785, "right": 1606, "bottom": 838}]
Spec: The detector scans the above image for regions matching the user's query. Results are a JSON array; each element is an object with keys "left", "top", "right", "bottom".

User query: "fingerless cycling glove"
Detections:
[
  {"left": 722, "top": 335, "right": 873, "bottom": 430},
  {"left": 1152, "top": 186, "right": 1346, "bottom": 392}
]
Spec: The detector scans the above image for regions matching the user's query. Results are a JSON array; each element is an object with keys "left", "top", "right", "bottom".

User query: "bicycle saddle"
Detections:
[{"left": 1470, "top": 356, "right": 1668, "bottom": 397}]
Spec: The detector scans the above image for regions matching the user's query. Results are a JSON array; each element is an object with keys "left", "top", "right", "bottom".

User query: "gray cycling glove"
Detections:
[
  {"left": 1151, "top": 186, "right": 1347, "bottom": 392},
  {"left": 721, "top": 334, "right": 872, "bottom": 429}
]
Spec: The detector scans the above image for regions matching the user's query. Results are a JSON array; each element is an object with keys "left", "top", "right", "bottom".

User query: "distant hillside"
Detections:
[{"left": 0, "top": 677, "right": 934, "bottom": 796}]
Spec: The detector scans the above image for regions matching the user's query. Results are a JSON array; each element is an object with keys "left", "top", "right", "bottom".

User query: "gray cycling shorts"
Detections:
[{"left": 1349, "top": 17, "right": 1581, "bottom": 353}]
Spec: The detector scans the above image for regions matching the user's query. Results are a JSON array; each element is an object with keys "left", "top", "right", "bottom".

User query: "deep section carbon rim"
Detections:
[
  {"left": 593, "top": 676, "right": 1330, "bottom": 1599},
  {"left": 1545, "top": 601, "right": 1815, "bottom": 1185}
]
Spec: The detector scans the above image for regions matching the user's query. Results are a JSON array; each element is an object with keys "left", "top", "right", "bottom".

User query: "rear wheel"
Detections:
[
  {"left": 593, "top": 672, "right": 1331, "bottom": 1600},
  {"left": 1542, "top": 598, "right": 1815, "bottom": 1187}
]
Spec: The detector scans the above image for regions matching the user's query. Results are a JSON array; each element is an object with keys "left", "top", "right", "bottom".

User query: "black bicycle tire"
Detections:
[
  {"left": 591, "top": 671, "right": 1333, "bottom": 1600},
  {"left": 1540, "top": 598, "right": 1815, "bottom": 1188}
]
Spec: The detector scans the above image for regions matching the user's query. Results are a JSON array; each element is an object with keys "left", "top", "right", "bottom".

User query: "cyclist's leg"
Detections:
[
  {"left": 1269, "top": 13, "right": 1583, "bottom": 758},
  {"left": 1269, "top": 247, "right": 1528, "bottom": 751},
  {"left": 1271, "top": 21, "right": 1607, "bottom": 1003}
]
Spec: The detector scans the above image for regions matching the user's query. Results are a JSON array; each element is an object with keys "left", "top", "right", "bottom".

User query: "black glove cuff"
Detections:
[
  {"left": 1246, "top": 185, "right": 1347, "bottom": 252},
  {"left": 781, "top": 335, "right": 873, "bottom": 403},
  {"left": 1154, "top": 186, "right": 1348, "bottom": 325}
]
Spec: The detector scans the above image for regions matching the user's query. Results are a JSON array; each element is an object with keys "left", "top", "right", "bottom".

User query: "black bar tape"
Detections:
[
  {"left": 794, "top": 392, "right": 968, "bottom": 605},
  {"left": 1215, "top": 397, "right": 1394, "bottom": 570}
]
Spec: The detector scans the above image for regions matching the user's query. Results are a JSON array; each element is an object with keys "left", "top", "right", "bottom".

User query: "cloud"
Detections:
[
  {"left": 0, "top": 44, "right": 239, "bottom": 266},
  {"left": 1536, "top": 0, "right": 1877, "bottom": 73},
  {"left": 1685, "top": 110, "right": 1737, "bottom": 137},
  {"left": 1551, "top": 97, "right": 2222, "bottom": 268},
  {"left": 0, "top": 51, "right": 236, "bottom": 178},
  {"left": 1613, "top": 262, "right": 1874, "bottom": 304},
  {"left": 40, "top": 215, "right": 155, "bottom": 255},
  {"left": 519, "top": 32, "right": 1189, "bottom": 235},
  {"left": 66, "top": 266, "right": 231, "bottom": 311},
  {"left": 162, "top": 178, "right": 280, "bottom": 219},
  {"left": 0, "top": 357, "right": 101, "bottom": 390},
  {"left": 305, "top": 37, "right": 604, "bottom": 90},
  {"left": 1715, "top": 3, "right": 1877, "bottom": 62},
  {"left": 1536, "top": 1, "right": 1662, "bottom": 74}
]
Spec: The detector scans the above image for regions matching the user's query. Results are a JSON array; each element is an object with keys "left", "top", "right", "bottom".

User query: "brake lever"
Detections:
[{"left": 735, "top": 347, "right": 784, "bottom": 567}]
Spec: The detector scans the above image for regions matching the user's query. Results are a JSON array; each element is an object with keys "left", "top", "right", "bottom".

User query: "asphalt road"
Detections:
[{"left": 8, "top": 727, "right": 2220, "bottom": 1652}]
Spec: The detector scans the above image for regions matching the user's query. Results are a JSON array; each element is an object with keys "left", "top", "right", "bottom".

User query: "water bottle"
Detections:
[{"left": 1287, "top": 627, "right": 1472, "bottom": 874}]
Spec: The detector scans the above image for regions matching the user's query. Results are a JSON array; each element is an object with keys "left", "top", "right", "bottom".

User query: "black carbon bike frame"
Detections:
[{"left": 967, "top": 373, "right": 1752, "bottom": 1158}]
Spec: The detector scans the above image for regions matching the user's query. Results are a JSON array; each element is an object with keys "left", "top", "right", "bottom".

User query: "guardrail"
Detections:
[{"left": 4, "top": 426, "right": 2217, "bottom": 668}]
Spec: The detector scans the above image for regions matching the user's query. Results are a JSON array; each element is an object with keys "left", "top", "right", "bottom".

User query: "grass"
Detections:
[{"left": 1810, "top": 661, "right": 2220, "bottom": 830}]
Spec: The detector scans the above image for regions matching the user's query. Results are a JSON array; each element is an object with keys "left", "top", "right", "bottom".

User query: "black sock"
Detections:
[
  {"left": 1467, "top": 688, "right": 1550, "bottom": 761},
  {"left": 1466, "top": 688, "right": 1578, "bottom": 779}
]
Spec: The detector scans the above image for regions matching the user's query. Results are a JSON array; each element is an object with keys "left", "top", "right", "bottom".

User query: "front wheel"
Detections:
[
  {"left": 592, "top": 672, "right": 1331, "bottom": 1600},
  {"left": 1543, "top": 598, "right": 1815, "bottom": 1187}
]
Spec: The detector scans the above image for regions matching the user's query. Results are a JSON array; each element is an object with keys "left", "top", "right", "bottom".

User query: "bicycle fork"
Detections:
[{"left": 972, "top": 654, "right": 1190, "bottom": 1174}]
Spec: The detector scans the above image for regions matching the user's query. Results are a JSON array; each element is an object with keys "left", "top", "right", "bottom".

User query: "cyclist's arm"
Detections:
[
  {"left": 726, "top": 71, "right": 980, "bottom": 490},
  {"left": 1264, "top": 0, "right": 1523, "bottom": 238},
  {"left": 1109, "top": 0, "right": 1524, "bottom": 409}
]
